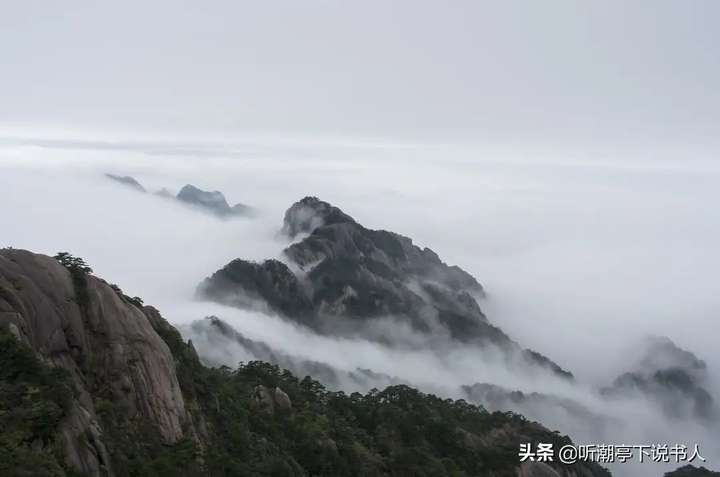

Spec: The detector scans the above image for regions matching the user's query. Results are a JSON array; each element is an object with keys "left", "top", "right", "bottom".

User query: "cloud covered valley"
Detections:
[{"left": 1, "top": 135, "right": 719, "bottom": 476}]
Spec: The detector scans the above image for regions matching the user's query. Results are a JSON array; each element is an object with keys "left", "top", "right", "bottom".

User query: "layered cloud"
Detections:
[{"left": 1, "top": 135, "right": 718, "bottom": 475}]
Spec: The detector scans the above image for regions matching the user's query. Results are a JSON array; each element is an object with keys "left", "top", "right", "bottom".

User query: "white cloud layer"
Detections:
[{"left": 1, "top": 135, "right": 718, "bottom": 475}]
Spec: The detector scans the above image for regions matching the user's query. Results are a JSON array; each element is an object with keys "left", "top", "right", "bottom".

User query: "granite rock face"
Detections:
[
  {"left": 0, "top": 249, "right": 191, "bottom": 476},
  {"left": 199, "top": 196, "right": 573, "bottom": 378},
  {"left": 252, "top": 384, "right": 292, "bottom": 414}
]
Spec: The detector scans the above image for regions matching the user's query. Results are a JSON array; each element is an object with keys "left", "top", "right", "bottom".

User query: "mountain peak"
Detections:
[
  {"left": 105, "top": 173, "right": 146, "bottom": 192},
  {"left": 0, "top": 248, "right": 607, "bottom": 477},
  {"left": 176, "top": 184, "right": 252, "bottom": 218},
  {"left": 281, "top": 196, "right": 356, "bottom": 238}
]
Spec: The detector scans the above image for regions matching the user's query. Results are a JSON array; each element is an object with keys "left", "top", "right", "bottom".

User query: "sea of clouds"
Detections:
[{"left": 1, "top": 133, "right": 718, "bottom": 476}]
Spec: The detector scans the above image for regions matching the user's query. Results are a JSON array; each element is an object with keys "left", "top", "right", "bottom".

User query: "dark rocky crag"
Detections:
[
  {"left": 199, "top": 196, "right": 573, "bottom": 379},
  {"left": 103, "top": 174, "right": 253, "bottom": 218},
  {"left": 0, "top": 248, "right": 609, "bottom": 477},
  {"left": 176, "top": 184, "right": 253, "bottom": 218},
  {"left": 602, "top": 336, "right": 718, "bottom": 423},
  {"left": 105, "top": 174, "right": 146, "bottom": 192}
]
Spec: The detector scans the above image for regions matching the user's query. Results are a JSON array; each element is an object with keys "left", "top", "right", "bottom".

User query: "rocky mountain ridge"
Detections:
[
  {"left": 199, "top": 196, "right": 573, "bottom": 379},
  {"left": 0, "top": 248, "right": 611, "bottom": 477},
  {"left": 602, "top": 336, "right": 718, "bottom": 423},
  {"left": 105, "top": 174, "right": 146, "bottom": 192},
  {"left": 176, "top": 184, "right": 253, "bottom": 218},
  {"left": 104, "top": 173, "right": 253, "bottom": 218},
  {"left": 186, "top": 314, "right": 719, "bottom": 471},
  {"left": 0, "top": 249, "right": 195, "bottom": 475}
]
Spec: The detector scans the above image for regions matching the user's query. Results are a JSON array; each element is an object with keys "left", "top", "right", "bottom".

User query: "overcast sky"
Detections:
[{"left": 2, "top": 1, "right": 719, "bottom": 151}]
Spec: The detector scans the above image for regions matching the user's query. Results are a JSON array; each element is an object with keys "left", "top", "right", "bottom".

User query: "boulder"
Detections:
[{"left": 273, "top": 387, "right": 292, "bottom": 411}]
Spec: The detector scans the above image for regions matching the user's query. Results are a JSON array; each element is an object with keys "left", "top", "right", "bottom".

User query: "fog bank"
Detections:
[{"left": 1, "top": 136, "right": 718, "bottom": 475}]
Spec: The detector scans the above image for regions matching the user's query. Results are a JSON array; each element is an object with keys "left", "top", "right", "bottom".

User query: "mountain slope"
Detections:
[
  {"left": 199, "top": 196, "right": 572, "bottom": 379},
  {"left": 176, "top": 184, "right": 252, "bottom": 218},
  {"left": 0, "top": 248, "right": 608, "bottom": 477},
  {"left": 0, "top": 249, "right": 193, "bottom": 476}
]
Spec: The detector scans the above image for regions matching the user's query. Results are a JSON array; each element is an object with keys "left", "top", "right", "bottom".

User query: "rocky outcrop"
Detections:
[
  {"left": 281, "top": 196, "right": 356, "bottom": 238},
  {"left": 198, "top": 260, "right": 313, "bottom": 319},
  {"left": 103, "top": 177, "right": 254, "bottom": 218},
  {"left": 0, "top": 249, "right": 190, "bottom": 476},
  {"left": 198, "top": 197, "right": 572, "bottom": 378},
  {"left": 522, "top": 349, "right": 574, "bottom": 380},
  {"left": 105, "top": 173, "right": 146, "bottom": 192},
  {"left": 602, "top": 337, "right": 717, "bottom": 422},
  {"left": 176, "top": 184, "right": 252, "bottom": 218},
  {"left": 253, "top": 384, "right": 292, "bottom": 414}
]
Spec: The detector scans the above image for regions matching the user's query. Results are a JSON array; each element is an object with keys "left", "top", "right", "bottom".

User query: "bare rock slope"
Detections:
[{"left": 0, "top": 249, "right": 192, "bottom": 476}]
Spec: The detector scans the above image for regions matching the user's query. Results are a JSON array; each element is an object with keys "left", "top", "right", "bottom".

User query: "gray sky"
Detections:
[{"left": 2, "top": 0, "right": 719, "bottom": 149}]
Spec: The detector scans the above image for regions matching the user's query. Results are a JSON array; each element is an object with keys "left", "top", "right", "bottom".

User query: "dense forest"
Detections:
[{"left": 0, "top": 317, "right": 608, "bottom": 477}]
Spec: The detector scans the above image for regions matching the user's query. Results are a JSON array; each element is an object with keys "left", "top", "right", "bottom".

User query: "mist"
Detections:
[
  {"left": 2, "top": 2, "right": 719, "bottom": 474},
  {"left": 1, "top": 135, "right": 718, "bottom": 475}
]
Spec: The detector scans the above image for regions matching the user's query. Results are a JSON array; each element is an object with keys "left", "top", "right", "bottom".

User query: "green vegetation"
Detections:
[
  {"left": 54, "top": 252, "right": 93, "bottom": 306},
  {"left": 53, "top": 252, "right": 93, "bottom": 275},
  {"left": 0, "top": 330, "right": 75, "bottom": 477},
  {"left": 110, "top": 283, "right": 145, "bottom": 309},
  {"left": 148, "top": 318, "right": 610, "bottom": 477},
  {"left": 0, "top": 314, "right": 610, "bottom": 477}
]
